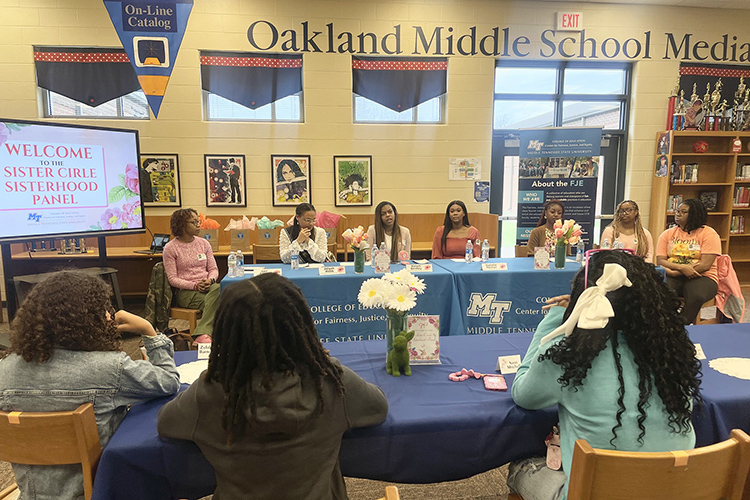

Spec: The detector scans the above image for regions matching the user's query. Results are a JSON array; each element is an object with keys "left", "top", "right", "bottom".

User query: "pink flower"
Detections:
[
  {"left": 0, "top": 124, "right": 8, "bottom": 146},
  {"left": 125, "top": 163, "right": 139, "bottom": 193},
  {"left": 553, "top": 219, "right": 562, "bottom": 229},
  {"left": 100, "top": 208, "right": 122, "bottom": 229},
  {"left": 121, "top": 200, "right": 141, "bottom": 225},
  {"left": 571, "top": 229, "right": 582, "bottom": 237},
  {"left": 554, "top": 228, "right": 564, "bottom": 239}
]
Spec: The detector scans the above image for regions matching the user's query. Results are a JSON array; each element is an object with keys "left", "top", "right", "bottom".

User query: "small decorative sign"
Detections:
[
  {"left": 407, "top": 315, "right": 441, "bottom": 365},
  {"left": 406, "top": 264, "right": 433, "bottom": 273},
  {"left": 496, "top": 354, "right": 522, "bottom": 374},
  {"left": 534, "top": 247, "right": 550, "bottom": 270},
  {"left": 319, "top": 266, "right": 345, "bottom": 275},
  {"left": 481, "top": 262, "right": 508, "bottom": 271},
  {"left": 197, "top": 342, "right": 211, "bottom": 360},
  {"left": 252, "top": 267, "right": 282, "bottom": 276}
]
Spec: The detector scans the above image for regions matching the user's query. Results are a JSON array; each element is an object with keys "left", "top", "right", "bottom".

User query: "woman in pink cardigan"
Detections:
[{"left": 162, "top": 208, "right": 220, "bottom": 337}]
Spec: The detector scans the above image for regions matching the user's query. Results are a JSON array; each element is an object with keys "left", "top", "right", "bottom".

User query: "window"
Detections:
[
  {"left": 352, "top": 56, "right": 447, "bottom": 124},
  {"left": 200, "top": 51, "right": 303, "bottom": 122},
  {"left": 353, "top": 94, "right": 443, "bottom": 123},
  {"left": 43, "top": 89, "right": 149, "bottom": 119},
  {"left": 491, "top": 61, "right": 632, "bottom": 257}
]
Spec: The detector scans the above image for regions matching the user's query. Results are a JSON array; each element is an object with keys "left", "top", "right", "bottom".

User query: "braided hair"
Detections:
[
  {"left": 538, "top": 250, "right": 702, "bottom": 445},
  {"left": 205, "top": 273, "right": 344, "bottom": 444},
  {"left": 609, "top": 200, "right": 649, "bottom": 258}
]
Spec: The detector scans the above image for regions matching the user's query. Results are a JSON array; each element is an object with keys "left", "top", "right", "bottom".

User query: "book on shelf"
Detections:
[
  {"left": 667, "top": 195, "right": 683, "bottom": 213},
  {"left": 730, "top": 215, "right": 745, "bottom": 234},
  {"left": 736, "top": 162, "right": 750, "bottom": 181},
  {"left": 671, "top": 160, "right": 699, "bottom": 184},
  {"left": 734, "top": 186, "right": 750, "bottom": 207}
]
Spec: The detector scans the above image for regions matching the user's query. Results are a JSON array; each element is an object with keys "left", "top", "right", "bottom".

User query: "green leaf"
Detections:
[
  {"left": 90, "top": 224, "right": 102, "bottom": 230},
  {"left": 119, "top": 174, "right": 126, "bottom": 186},
  {"left": 108, "top": 186, "right": 126, "bottom": 203},
  {"left": 6, "top": 123, "right": 21, "bottom": 132},
  {"left": 123, "top": 189, "right": 137, "bottom": 200}
]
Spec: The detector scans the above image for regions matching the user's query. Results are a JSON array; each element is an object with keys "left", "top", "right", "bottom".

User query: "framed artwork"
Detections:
[
  {"left": 272, "top": 155, "right": 311, "bottom": 206},
  {"left": 204, "top": 155, "right": 246, "bottom": 207},
  {"left": 334, "top": 155, "right": 372, "bottom": 207},
  {"left": 140, "top": 154, "right": 181, "bottom": 207}
]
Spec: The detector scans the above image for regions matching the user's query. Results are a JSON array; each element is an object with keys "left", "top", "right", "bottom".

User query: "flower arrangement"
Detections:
[
  {"left": 358, "top": 269, "right": 426, "bottom": 312},
  {"left": 553, "top": 219, "right": 582, "bottom": 246},
  {"left": 342, "top": 225, "right": 369, "bottom": 250}
]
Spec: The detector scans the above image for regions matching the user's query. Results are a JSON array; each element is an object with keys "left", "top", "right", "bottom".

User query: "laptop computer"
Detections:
[{"left": 134, "top": 233, "right": 170, "bottom": 254}]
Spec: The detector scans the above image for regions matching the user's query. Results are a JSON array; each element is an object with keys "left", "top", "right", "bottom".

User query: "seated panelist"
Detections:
[
  {"left": 431, "top": 200, "right": 481, "bottom": 259},
  {"left": 279, "top": 202, "right": 329, "bottom": 264},
  {"left": 367, "top": 201, "right": 411, "bottom": 262}
]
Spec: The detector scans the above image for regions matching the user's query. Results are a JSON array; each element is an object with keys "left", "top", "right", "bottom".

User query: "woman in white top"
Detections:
[
  {"left": 600, "top": 200, "right": 654, "bottom": 263},
  {"left": 366, "top": 201, "right": 411, "bottom": 262},
  {"left": 279, "top": 203, "right": 329, "bottom": 263}
]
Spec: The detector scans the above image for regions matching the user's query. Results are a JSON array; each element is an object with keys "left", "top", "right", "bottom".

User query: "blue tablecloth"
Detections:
[
  {"left": 433, "top": 258, "right": 581, "bottom": 333},
  {"left": 221, "top": 263, "right": 464, "bottom": 342},
  {"left": 91, "top": 323, "right": 750, "bottom": 500}
]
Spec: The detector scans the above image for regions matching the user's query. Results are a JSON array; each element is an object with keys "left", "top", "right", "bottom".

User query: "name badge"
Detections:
[
  {"left": 482, "top": 262, "right": 508, "bottom": 271},
  {"left": 319, "top": 266, "right": 345, "bottom": 275},
  {"left": 688, "top": 243, "right": 701, "bottom": 252},
  {"left": 496, "top": 354, "right": 522, "bottom": 374},
  {"left": 197, "top": 342, "right": 211, "bottom": 360},
  {"left": 197, "top": 253, "right": 206, "bottom": 261},
  {"left": 406, "top": 264, "right": 433, "bottom": 273}
]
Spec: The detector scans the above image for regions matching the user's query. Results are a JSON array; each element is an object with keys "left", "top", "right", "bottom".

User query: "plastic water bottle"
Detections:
[
  {"left": 291, "top": 249, "right": 299, "bottom": 270},
  {"left": 228, "top": 251, "right": 237, "bottom": 278},
  {"left": 375, "top": 242, "right": 390, "bottom": 273},
  {"left": 576, "top": 239, "right": 585, "bottom": 264},
  {"left": 481, "top": 239, "right": 490, "bottom": 262},
  {"left": 465, "top": 239, "right": 473, "bottom": 263},
  {"left": 236, "top": 250, "right": 245, "bottom": 277},
  {"left": 370, "top": 243, "right": 378, "bottom": 268}
]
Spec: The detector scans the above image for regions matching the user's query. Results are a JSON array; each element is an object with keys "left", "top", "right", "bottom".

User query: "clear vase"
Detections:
[
  {"left": 353, "top": 248, "right": 365, "bottom": 274},
  {"left": 386, "top": 309, "right": 408, "bottom": 367},
  {"left": 554, "top": 242, "right": 566, "bottom": 269}
]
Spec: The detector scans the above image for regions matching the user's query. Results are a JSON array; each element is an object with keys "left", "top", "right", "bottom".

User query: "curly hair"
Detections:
[
  {"left": 6, "top": 270, "right": 121, "bottom": 363},
  {"left": 608, "top": 200, "right": 650, "bottom": 258},
  {"left": 680, "top": 198, "right": 708, "bottom": 233},
  {"left": 440, "top": 200, "right": 471, "bottom": 254},
  {"left": 206, "top": 273, "right": 345, "bottom": 445},
  {"left": 170, "top": 208, "right": 198, "bottom": 237},
  {"left": 536, "top": 199, "right": 565, "bottom": 228},
  {"left": 538, "top": 250, "right": 702, "bottom": 445}
]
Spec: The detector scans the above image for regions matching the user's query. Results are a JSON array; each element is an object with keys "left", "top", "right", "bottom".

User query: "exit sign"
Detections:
[{"left": 557, "top": 12, "right": 583, "bottom": 31}]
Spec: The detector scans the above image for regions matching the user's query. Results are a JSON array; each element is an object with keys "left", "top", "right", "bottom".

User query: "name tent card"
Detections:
[
  {"left": 481, "top": 262, "right": 508, "bottom": 271},
  {"left": 407, "top": 315, "right": 441, "bottom": 365},
  {"left": 319, "top": 266, "right": 345, "bottom": 275},
  {"left": 496, "top": 354, "right": 522, "bottom": 374},
  {"left": 406, "top": 264, "right": 433, "bottom": 273},
  {"left": 252, "top": 267, "right": 283, "bottom": 276},
  {"left": 694, "top": 343, "right": 707, "bottom": 360},
  {"left": 197, "top": 342, "right": 211, "bottom": 360}
]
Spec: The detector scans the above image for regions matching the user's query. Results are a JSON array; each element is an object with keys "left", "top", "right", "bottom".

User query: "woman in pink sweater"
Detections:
[{"left": 162, "top": 208, "right": 220, "bottom": 337}]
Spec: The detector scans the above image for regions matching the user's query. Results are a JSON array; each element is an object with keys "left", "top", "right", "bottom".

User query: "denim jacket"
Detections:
[{"left": 0, "top": 333, "right": 181, "bottom": 500}]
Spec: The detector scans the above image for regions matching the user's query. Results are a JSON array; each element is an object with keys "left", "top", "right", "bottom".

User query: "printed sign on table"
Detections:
[{"left": 407, "top": 315, "right": 441, "bottom": 364}]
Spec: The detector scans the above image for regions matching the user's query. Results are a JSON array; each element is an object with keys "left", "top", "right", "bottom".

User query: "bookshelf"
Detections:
[{"left": 649, "top": 131, "right": 750, "bottom": 289}]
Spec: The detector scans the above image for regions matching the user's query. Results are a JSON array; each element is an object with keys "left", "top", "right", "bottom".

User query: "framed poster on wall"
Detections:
[
  {"left": 334, "top": 155, "right": 372, "bottom": 207},
  {"left": 140, "top": 154, "right": 181, "bottom": 207},
  {"left": 272, "top": 155, "right": 311, "bottom": 206},
  {"left": 204, "top": 154, "right": 246, "bottom": 207}
]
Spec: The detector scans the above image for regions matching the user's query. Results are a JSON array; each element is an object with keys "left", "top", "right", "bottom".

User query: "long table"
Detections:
[
  {"left": 221, "top": 262, "right": 464, "bottom": 342},
  {"left": 433, "top": 258, "right": 581, "bottom": 333},
  {"left": 91, "top": 323, "right": 750, "bottom": 500}
]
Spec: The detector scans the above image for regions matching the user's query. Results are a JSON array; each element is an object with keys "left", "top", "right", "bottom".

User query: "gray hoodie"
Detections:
[{"left": 157, "top": 357, "right": 388, "bottom": 499}]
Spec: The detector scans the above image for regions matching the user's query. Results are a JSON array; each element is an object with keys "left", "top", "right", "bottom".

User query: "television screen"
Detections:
[{"left": 0, "top": 118, "right": 144, "bottom": 243}]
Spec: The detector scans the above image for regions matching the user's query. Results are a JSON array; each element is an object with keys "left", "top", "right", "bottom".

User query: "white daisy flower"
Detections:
[
  {"left": 358, "top": 278, "right": 386, "bottom": 308},
  {"left": 406, "top": 275, "right": 426, "bottom": 294},
  {"left": 384, "top": 283, "right": 417, "bottom": 311},
  {"left": 384, "top": 268, "right": 411, "bottom": 283}
]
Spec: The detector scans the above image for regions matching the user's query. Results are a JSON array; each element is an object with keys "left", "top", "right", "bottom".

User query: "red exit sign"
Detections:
[{"left": 556, "top": 12, "right": 583, "bottom": 31}]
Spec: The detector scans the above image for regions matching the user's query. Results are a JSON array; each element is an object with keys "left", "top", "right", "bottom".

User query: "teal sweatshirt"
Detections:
[{"left": 512, "top": 307, "right": 695, "bottom": 499}]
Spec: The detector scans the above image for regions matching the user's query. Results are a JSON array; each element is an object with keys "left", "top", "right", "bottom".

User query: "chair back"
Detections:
[
  {"left": 515, "top": 245, "right": 528, "bottom": 257},
  {"left": 376, "top": 485, "right": 400, "bottom": 500},
  {"left": 253, "top": 244, "right": 281, "bottom": 263},
  {"left": 0, "top": 403, "right": 101, "bottom": 500},
  {"left": 567, "top": 429, "right": 750, "bottom": 500}
]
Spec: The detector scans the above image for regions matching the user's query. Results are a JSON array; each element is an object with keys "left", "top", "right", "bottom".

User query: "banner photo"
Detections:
[
  {"left": 103, "top": 0, "right": 194, "bottom": 118},
  {"left": 516, "top": 127, "right": 601, "bottom": 248}
]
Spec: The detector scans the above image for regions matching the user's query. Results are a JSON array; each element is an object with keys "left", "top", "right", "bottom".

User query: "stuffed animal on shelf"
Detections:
[{"left": 387, "top": 330, "right": 415, "bottom": 377}]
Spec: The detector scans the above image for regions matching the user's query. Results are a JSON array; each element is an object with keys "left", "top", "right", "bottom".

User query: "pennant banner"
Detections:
[{"left": 103, "top": 0, "right": 193, "bottom": 118}]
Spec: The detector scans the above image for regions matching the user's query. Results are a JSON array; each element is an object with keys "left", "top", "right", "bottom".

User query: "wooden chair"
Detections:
[
  {"left": 376, "top": 485, "right": 400, "bottom": 500},
  {"left": 510, "top": 429, "right": 750, "bottom": 500},
  {"left": 0, "top": 403, "right": 101, "bottom": 500},
  {"left": 169, "top": 306, "right": 202, "bottom": 336},
  {"left": 253, "top": 244, "right": 281, "bottom": 263},
  {"left": 515, "top": 245, "right": 529, "bottom": 257}
]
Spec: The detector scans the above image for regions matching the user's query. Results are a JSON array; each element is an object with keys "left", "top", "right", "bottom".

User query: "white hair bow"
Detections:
[{"left": 539, "top": 263, "right": 632, "bottom": 346}]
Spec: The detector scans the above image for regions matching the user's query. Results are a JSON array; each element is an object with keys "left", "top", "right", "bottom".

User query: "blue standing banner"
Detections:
[
  {"left": 103, "top": 0, "right": 193, "bottom": 118},
  {"left": 516, "top": 128, "right": 601, "bottom": 249}
]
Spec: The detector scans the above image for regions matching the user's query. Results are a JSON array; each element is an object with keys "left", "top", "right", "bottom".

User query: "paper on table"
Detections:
[
  {"left": 451, "top": 258, "right": 465, "bottom": 262},
  {"left": 340, "top": 262, "right": 354, "bottom": 266},
  {"left": 700, "top": 305, "right": 717, "bottom": 320},
  {"left": 708, "top": 357, "right": 750, "bottom": 380},
  {"left": 308, "top": 263, "right": 324, "bottom": 268},
  {"left": 177, "top": 359, "right": 209, "bottom": 385},
  {"left": 414, "top": 259, "right": 429, "bottom": 264}
]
